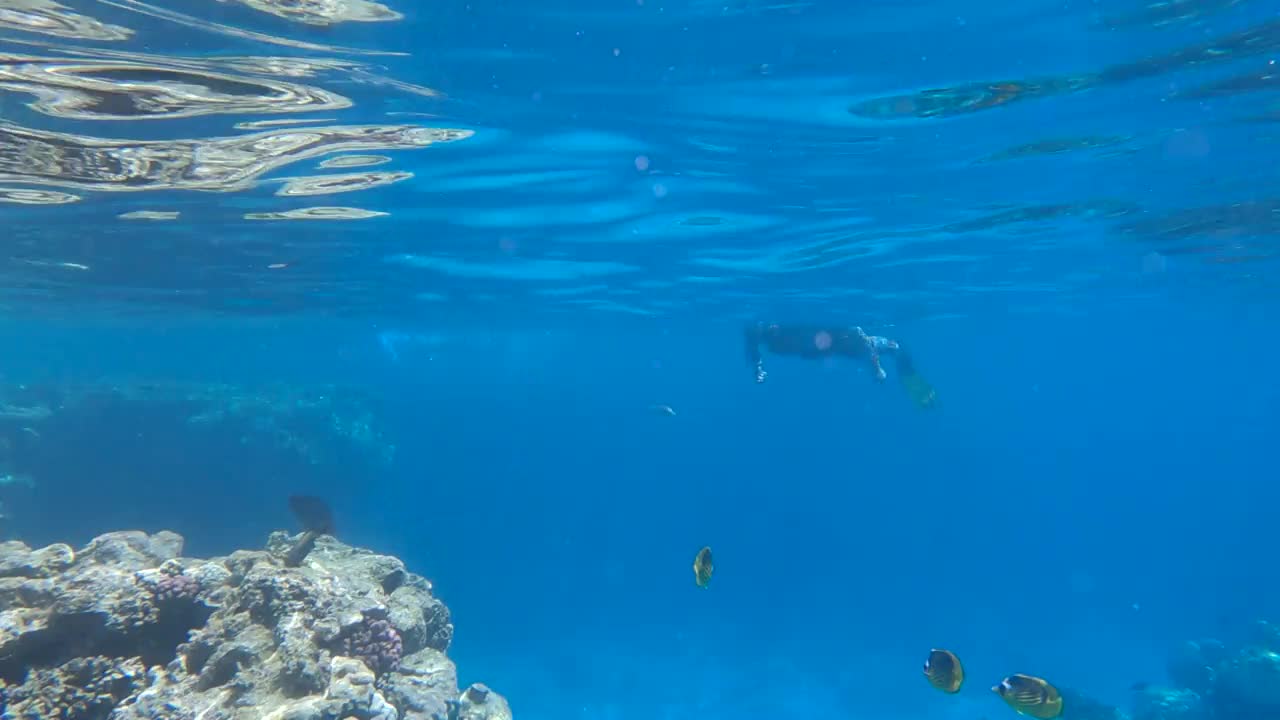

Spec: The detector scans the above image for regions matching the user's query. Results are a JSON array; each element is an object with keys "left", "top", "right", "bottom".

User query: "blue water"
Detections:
[{"left": 3, "top": 1, "right": 1280, "bottom": 719}]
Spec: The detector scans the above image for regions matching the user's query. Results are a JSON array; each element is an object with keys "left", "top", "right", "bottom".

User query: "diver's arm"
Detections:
[{"left": 744, "top": 323, "right": 766, "bottom": 383}]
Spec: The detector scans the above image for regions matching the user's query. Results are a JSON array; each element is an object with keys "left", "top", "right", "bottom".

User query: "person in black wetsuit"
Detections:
[{"left": 743, "top": 321, "right": 938, "bottom": 408}]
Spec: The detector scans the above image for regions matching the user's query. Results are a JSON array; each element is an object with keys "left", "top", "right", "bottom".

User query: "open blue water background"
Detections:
[{"left": 3, "top": 0, "right": 1280, "bottom": 719}]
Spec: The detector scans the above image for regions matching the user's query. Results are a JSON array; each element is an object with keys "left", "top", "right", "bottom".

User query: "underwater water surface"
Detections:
[{"left": 2, "top": 0, "right": 1280, "bottom": 719}]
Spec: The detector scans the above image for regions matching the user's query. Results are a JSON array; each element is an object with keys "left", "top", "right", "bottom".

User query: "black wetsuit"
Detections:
[{"left": 743, "top": 321, "right": 925, "bottom": 391}]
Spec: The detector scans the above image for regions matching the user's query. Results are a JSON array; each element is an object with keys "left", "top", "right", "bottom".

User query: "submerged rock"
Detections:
[
  {"left": 1132, "top": 686, "right": 1208, "bottom": 720},
  {"left": 1158, "top": 621, "right": 1280, "bottom": 720},
  {"left": 1217, "top": 646, "right": 1280, "bottom": 711},
  {"left": 1250, "top": 620, "right": 1280, "bottom": 654},
  {"left": 456, "top": 683, "right": 512, "bottom": 720},
  {"left": 1060, "top": 687, "right": 1127, "bottom": 720},
  {"left": 0, "top": 529, "right": 508, "bottom": 720},
  {"left": 1166, "top": 640, "right": 1222, "bottom": 696},
  {"left": 0, "top": 541, "right": 74, "bottom": 579}
]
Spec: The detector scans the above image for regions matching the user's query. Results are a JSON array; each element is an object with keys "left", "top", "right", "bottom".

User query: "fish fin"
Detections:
[{"left": 289, "top": 495, "right": 335, "bottom": 535}]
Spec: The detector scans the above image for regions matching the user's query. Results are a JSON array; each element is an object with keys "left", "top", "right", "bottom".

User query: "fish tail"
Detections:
[{"left": 284, "top": 529, "right": 320, "bottom": 568}]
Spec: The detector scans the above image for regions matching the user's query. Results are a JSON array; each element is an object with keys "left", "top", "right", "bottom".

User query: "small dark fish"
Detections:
[
  {"left": 1130, "top": 682, "right": 1150, "bottom": 692},
  {"left": 285, "top": 495, "right": 335, "bottom": 568},
  {"left": 992, "top": 674, "right": 1064, "bottom": 719},
  {"left": 923, "top": 648, "right": 964, "bottom": 693},
  {"left": 693, "top": 546, "right": 713, "bottom": 588}
]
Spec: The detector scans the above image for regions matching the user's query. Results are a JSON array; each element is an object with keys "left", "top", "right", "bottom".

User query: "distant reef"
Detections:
[
  {"left": 1134, "top": 620, "right": 1280, "bottom": 720},
  {"left": 0, "top": 530, "right": 510, "bottom": 720},
  {"left": 1037, "top": 621, "right": 1280, "bottom": 720},
  {"left": 0, "top": 379, "right": 395, "bottom": 508}
]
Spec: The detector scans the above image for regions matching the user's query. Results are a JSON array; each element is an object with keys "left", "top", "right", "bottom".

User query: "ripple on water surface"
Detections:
[
  {"left": 0, "top": 187, "right": 79, "bottom": 204},
  {"left": 0, "top": 0, "right": 132, "bottom": 41},
  {"left": 245, "top": 206, "right": 389, "bottom": 220},
  {"left": 0, "top": 123, "right": 469, "bottom": 193},
  {"left": 0, "top": 0, "right": 464, "bottom": 226},
  {"left": 274, "top": 171, "right": 414, "bottom": 197},
  {"left": 228, "top": 0, "right": 403, "bottom": 26},
  {"left": 2, "top": 0, "right": 1277, "bottom": 318},
  {"left": 317, "top": 154, "right": 392, "bottom": 169},
  {"left": 118, "top": 210, "right": 180, "bottom": 220},
  {"left": 0, "top": 55, "right": 353, "bottom": 121}
]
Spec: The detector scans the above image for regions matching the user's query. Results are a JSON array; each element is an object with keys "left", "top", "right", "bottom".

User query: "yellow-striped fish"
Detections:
[
  {"left": 992, "top": 674, "right": 1064, "bottom": 719},
  {"left": 693, "top": 546, "right": 713, "bottom": 588},
  {"left": 923, "top": 648, "right": 964, "bottom": 693}
]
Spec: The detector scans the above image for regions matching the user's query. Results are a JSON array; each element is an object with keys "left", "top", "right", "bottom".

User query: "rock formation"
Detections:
[
  {"left": 1138, "top": 619, "right": 1280, "bottom": 720},
  {"left": 0, "top": 529, "right": 510, "bottom": 720}
]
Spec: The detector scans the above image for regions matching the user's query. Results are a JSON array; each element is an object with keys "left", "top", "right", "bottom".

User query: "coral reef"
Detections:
[
  {"left": 1143, "top": 620, "right": 1280, "bottom": 720},
  {"left": 0, "top": 529, "right": 509, "bottom": 720},
  {"left": 0, "top": 380, "right": 397, "bottom": 528},
  {"left": 339, "top": 610, "right": 405, "bottom": 676},
  {"left": 1132, "top": 686, "right": 1208, "bottom": 720},
  {"left": 1167, "top": 639, "right": 1225, "bottom": 696},
  {"left": 0, "top": 379, "right": 395, "bottom": 481}
]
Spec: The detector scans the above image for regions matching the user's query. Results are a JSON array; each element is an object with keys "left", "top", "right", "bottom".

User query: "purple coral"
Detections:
[
  {"left": 155, "top": 573, "right": 201, "bottom": 604},
  {"left": 340, "top": 611, "right": 402, "bottom": 675}
]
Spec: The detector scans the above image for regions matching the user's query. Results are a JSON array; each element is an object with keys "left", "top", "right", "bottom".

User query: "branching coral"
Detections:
[{"left": 338, "top": 609, "right": 404, "bottom": 676}]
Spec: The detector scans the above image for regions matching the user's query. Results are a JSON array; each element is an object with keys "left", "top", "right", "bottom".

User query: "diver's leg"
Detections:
[
  {"left": 866, "top": 350, "right": 886, "bottom": 381},
  {"left": 744, "top": 323, "right": 767, "bottom": 383}
]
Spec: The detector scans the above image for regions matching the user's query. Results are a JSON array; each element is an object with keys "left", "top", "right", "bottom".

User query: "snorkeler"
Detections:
[{"left": 743, "top": 321, "right": 938, "bottom": 407}]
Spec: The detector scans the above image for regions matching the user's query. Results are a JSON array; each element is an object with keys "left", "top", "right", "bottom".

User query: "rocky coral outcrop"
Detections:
[
  {"left": 0, "top": 530, "right": 510, "bottom": 720},
  {"left": 1148, "top": 620, "right": 1280, "bottom": 720},
  {"left": 1216, "top": 646, "right": 1280, "bottom": 712},
  {"left": 1132, "top": 686, "right": 1208, "bottom": 720},
  {"left": 1166, "top": 640, "right": 1225, "bottom": 696}
]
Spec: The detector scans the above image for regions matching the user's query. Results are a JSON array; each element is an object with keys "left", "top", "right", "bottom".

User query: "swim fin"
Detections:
[{"left": 901, "top": 372, "right": 937, "bottom": 409}]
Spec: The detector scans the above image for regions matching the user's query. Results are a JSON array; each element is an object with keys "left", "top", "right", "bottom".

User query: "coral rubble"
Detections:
[{"left": 0, "top": 529, "right": 509, "bottom": 720}]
